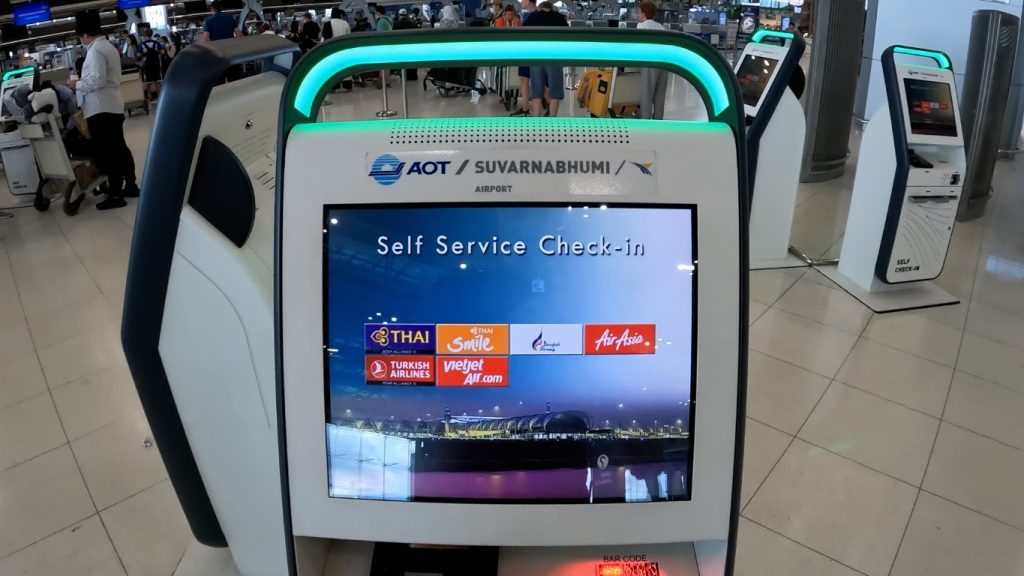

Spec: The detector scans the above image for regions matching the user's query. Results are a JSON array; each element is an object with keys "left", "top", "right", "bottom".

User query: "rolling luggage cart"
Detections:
[
  {"left": 121, "top": 69, "right": 149, "bottom": 116},
  {"left": 422, "top": 67, "right": 486, "bottom": 97},
  {"left": 19, "top": 112, "right": 107, "bottom": 215}
]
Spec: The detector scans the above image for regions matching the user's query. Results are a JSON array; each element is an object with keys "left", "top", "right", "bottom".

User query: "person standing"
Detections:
[
  {"left": 70, "top": 17, "right": 138, "bottom": 210},
  {"left": 374, "top": 5, "right": 393, "bottom": 31},
  {"left": 636, "top": 1, "right": 667, "bottom": 120},
  {"left": 139, "top": 29, "right": 165, "bottom": 101},
  {"left": 509, "top": 0, "right": 536, "bottom": 116},
  {"left": 495, "top": 5, "right": 520, "bottom": 27},
  {"left": 523, "top": 1, "right": 567, "bottom": 117},
  {"left": 202, "top": 0, "right": 240, "bottom": 42},
  {"left": 299, "top": 13, "right": 321, "bottom": 52},
  {"left": 322, "top": 8, "right": 351, "bottom": 39}
]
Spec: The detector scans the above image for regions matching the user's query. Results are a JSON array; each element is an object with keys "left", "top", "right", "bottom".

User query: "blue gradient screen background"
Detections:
[{"left": 323, "top": 205, "right": 696, "bottom": 428}]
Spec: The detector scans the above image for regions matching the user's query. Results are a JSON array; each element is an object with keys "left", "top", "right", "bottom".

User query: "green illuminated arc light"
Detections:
[
  {"left": 2, "top": 66, "right": 34, "bottom": 82},
  {"left": 751, "top": 29, "right": 794, "bottom": 44},
  {"left": 893, "top": 47, "right": 951, "bottom": 70},
  {"left": 293, "top": 40, "right": 730, "bottom": 118},
  {"left": 294, "top": 117, "right": 730, "bottom": 134}
]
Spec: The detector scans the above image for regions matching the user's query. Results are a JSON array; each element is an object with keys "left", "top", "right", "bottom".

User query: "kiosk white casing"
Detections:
[
  {"left": 821, "top": 46, "right": 963, "bottom": 312},
  {"left": 736, "top": 32, "right": 807, "bottom": 270},
  {"left": 276, "top": 29, "right": 749, "bottom": 576}
]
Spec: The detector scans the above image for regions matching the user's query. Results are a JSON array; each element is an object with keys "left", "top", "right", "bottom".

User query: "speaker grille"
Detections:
[{"left": 387, "top": 119, "right": 631, "bottom": 145}]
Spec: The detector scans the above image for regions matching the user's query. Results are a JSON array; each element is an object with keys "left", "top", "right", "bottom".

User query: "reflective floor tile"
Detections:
[
  {"left": 746, "top": 350, "right": 831, "bottom": 434},
  {"left": 0, "top": 515, "right": 125, "bottom": 576},
  {"left": 740, "top": 419, "right": 792, "bottom": 509},
  {"left": 100, "top": 481, "right": 190, "bottom": 576},
  {"left": 0, "top": 394, "right": 66, "bottom": 472},
  {"left": 749, "top": 268, "right": 805, "bottom": 305},
  {"left": 944, "top": 371, "right": 1024, "bottom": 450},
  {"left": 924, "top": 423, "right": 1024, "bottom": 530},
  {"left": 0, "top": 321, "right": 35, "bottom": 366},
  {"left": 745, "top": 440, "right": 917, "bottom": 576},
  {"left": 37, "top": 324, "right": 126, "bottom": 390},
  {"left": 773, "top": 278, "right": 873, "bottom": 335},
  {"left": 13, "top": 261, "right": 101, "bottom": 319},
  {"left": 956, "top": 333, "right": 1024, "bottom": 394},
  {"left": 750, "top": 308, "right": 858, "bottom": 378},
  {"left": 26, "top": 293, "right": 119, "bottom": 351},
  {"left": 749, "top": 300, "right": 768, "bottom": 326},
  {"left": 862, "top": 312, "right": 963, "bottom": 367},
  {"left": 835, "top": 338, "right": 952, "bottom": 417},
  {"left": 891, "top": 492, "right": 1024, "bottom": 576},
  {"left": 799, "top": 382, "right": 939, "bottom": 485},
  {"left": 51, "top": 366, "right": 142, "bottom": 441},
  {"left": 965, "top": 300, "right": 1024, "bottom": 352},
  {"left": 72, "top": 415, "right": 166, "bottom": 511},
  {"left": 734, "top": 518, "right": 862, "bottom": 576},
  {"left": 0, "top": 352, "right": 46, "bottom": 411},
  {"left": 0, "top": 446, "right": 95, "bottom": 557}
]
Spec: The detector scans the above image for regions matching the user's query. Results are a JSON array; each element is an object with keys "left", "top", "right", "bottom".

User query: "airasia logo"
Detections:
[{"left": 584, "top": 324, "right": 656, "bottom": 355}]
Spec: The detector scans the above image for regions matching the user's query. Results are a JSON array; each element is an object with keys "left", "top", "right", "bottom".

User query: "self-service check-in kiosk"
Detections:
[
  {"left": 124, "top": 30, "right": 749, "bottom": 576},
  {"left": 737, "top": 29, "right": 806, "bottom": 270},
  {"left": 0, "top": 66, "right": 42, "bottom": 209},
  {"left": 818, "top": 46, "right": 964, "bottom": 312}
]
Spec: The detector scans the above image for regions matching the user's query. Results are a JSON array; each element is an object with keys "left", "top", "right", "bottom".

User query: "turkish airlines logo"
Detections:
[
  {"left": 364, "top": 355, "right": 435, "bottom": 385},
  {"left": 585, "top": 324, "right": 656, "bottom": 355},
  {"left": 370, "top": 360, "right": 388, "bottom": 379}
]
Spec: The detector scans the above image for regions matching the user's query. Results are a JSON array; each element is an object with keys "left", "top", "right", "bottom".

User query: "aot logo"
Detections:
[
  {"left": 368, "top": 154, "right": 405, "bottom": 186},
  {"left": 364, "top": 323, "right": 435, "bottom": 353},
  {"left": 368, "top": 153, "right": 452, "bottom": 186},
  {"left": 585, "top": 324, "right": 656, "bottom": 355}
]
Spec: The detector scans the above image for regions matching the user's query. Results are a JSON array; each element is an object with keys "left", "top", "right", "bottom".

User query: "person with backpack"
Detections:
[
  {"left": 139, "top": 29, "right": 165, "bottom": 101},
  {"left": 322, "top": 8, "right": 351, "bottom": 40},
  {"left": 374, "top": 5, "right": 393, "bottom": 31}
]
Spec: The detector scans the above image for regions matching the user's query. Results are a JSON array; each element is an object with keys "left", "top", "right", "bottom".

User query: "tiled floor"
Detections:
[{"left": 1, "top": 72, "right": 1023, "bottom": 575}]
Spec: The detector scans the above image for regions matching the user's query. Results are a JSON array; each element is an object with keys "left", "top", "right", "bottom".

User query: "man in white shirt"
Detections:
[
  {"left": 637, "top": 1, "right": 668, "bottom": 119},
  {"left": 70, "top": 15, "right": 137, "bottom": 209},
  {"left": 323, "top": 8, "right": 352, "bottom": 39}
]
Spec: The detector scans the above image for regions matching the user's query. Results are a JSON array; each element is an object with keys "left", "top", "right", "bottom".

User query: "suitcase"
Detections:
[
  {"left": 577, "top": 68, "right": 640, "bottom": 118},
  {"left": 577, "top": 69, "right": 613, "bottom": 117}
]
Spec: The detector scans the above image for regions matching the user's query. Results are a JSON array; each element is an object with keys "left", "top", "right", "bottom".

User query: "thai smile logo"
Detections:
[{"left": 370, "top": 327, "right": 390, "bottom": 347}]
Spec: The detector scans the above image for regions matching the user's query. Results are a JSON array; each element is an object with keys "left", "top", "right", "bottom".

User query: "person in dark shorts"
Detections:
[
  {"left": 509, "top": 0, "right": 536, "bottom": 116},
  {"left": 523, "top": 1, "right": 567, "bottom": 117},
  {"left": 139, "top": 29, "right": 165, "bottom": 101}
]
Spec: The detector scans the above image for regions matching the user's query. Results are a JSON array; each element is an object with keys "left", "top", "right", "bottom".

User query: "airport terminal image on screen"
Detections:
[{"left": 322, "top": 205, "right": 696, "bottom": 504}]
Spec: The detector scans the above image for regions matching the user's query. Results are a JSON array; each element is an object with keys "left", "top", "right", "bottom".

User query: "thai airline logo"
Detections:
[
  {"left": 368, "top": 154, "right": 405, "bottom": 186},
  {"left": 509, "top": 324, "right": 583, "bottom": 355},
  {"left": 364, "top": 355, "right": 435, "bottom": 385},
  {"left": 630, "top": 161, "right": 654, "bottom": 176},
  {"left": 436, "top": 324, "right": 509, "bottom": 355},
  {"left": 585, "top": 324, "right": 656, "bottom": 355},
  {"left": 436, "top": 356, "right": 509, "bottom": 387},
  {"left": 364, "top": 324, "right": 435, "bottom": 353}
]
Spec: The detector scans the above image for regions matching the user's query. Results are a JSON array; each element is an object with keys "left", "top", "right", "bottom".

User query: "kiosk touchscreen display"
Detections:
[
  {"left": 736, "top": 53, "right": 779, "bottom": 108},
  {"left": 323, "top": 205, "right": 696, "bottom": 504},
  {"left": 903, "top": 78, "right": 957, "bottom": 137}
]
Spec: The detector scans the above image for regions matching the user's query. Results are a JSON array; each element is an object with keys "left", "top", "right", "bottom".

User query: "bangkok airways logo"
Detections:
[
  {"left": 532, "top": 332, "right": 545, "bottom": 351},
  {"left": 631, "top": 162, "right": 654, "bottom": 176},
  {"left": 369, "top": 154, "right": 405, "bottom": 186}
]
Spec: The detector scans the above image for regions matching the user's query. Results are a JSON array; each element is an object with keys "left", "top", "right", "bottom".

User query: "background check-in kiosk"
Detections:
[
  {"left": 123, "top": 29, "right": 749, "bottom": 576},
  {"left": 0, "top": 66, "right": 42, "bottom": 209},
  {"left": 735, "top": 29, "right": 806, "bottom": 270},
  {"left": 818, "top": 46, "right": 964, "bottom": 312}
]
